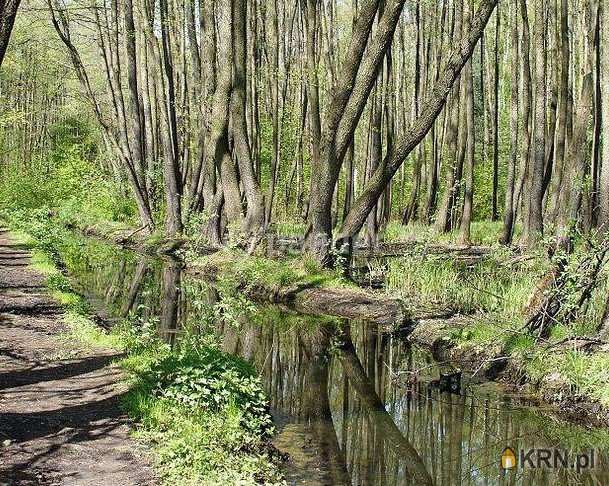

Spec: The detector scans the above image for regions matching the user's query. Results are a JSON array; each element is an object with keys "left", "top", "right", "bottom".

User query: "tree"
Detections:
[
  {"left": 335, "top": 0, "right": 499, "bottom": 259},
  {"left": 523, "top": 0, "right": 547, "bottom": 248},
  {"left": 600, "top": 1, "right": 609, "bottom": 230},
  {"left": 458, "top": 0, "right": 475, "bottom": 246},
  {"left": 0, "top": 0, "right": 20, "bottom": 68},
  {"left": 303, "top": 0, "right": 404, "bottom": 264},
  {"left": 500, "top": 0, "right": 519, "bottom": 244}
]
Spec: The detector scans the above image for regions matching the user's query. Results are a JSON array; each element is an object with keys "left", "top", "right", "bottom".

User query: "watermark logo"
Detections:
[
  {"left": 501, "top": 447, "right": 596, "bottom": 473},
  {"left": 501, "top": 447, "right": 517, "bottom": 470}
]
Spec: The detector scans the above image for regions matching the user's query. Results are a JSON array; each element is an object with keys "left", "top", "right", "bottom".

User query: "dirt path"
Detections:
[{"left": 0, "top": 229, "right": 157, "bottom": 485}]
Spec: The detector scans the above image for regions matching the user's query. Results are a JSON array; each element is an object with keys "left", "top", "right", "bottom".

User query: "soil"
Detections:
[{"left": 0, "top": 229, "right": 157, "bottom": 486}]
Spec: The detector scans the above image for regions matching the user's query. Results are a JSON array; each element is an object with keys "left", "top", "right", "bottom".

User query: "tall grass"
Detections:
[
  {"left": 386, "top": 251, "right": 543, "bottom": 318},
  {"left": 383, "top": 220, "right": 522, "bottom": 246}
]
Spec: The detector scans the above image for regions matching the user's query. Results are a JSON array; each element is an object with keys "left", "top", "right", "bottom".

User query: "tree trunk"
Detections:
[
  {"left": 232, "top": 0, "right": 264, "bottom": 241},
  {"left": 0, "top": 0, "right": 20, "bottom": 68},
  {"left": 500, "top": 0, "right": 519, "bottom": 244},
  {"left": 491, "top": 4, "right": 500, "bottom": 221},
  {"left": 458, "top": 2, "right": 475, "bottom": 246},
  {"left": 304, "top": 0, "right": 401, "bottom": 264},
  {"left": 336, "top": 0, "right": 498, "bottom": 253},
  {"left": 555, "top": 1, "right": 598, "bottom": 251},
  {"left": 523, "top": 0, "right": 547, "bottom": 248},
  {"left": 599, "top": 1, "right": 609, "bottom": 230}
]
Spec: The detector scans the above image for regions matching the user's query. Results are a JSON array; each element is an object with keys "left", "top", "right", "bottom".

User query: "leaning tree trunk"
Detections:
[
  {"left": 303, "top": 0, "right": 402, "bottom": 265},
  {"left": 335, "top": 0, "right": 498, "bottom": 255},
  {"left": 0, "top": 0, "right": 20, "bottom": 68}
]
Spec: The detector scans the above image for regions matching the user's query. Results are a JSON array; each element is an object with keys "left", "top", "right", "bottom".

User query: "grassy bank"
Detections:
[
  {"left": 386, "top": 231, "right": 609, "bottom": 419},
  {"left": 6, "top": 220, "right": 283, "bottom": 485}
]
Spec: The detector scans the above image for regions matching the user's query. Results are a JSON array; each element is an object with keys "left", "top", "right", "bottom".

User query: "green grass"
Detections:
[
  {"left": 8, "top": 221, "right": 283, "bottom": 485},
  {"left": 526, "top": 350, "right": 609, "bottom": 407},
  {"left": 386, "top": 236, "right": 609, "bottom": 411},
  {"left": 197, "top": 247, "right": 351, "bottom": 292},
  {"left": 274, "top": 219, "right": 306, "bottom": 237},
  {"left": 116, "top": 344, "right": 281, "bottom": 485},
  {"left": 383, "top": 220, "right": 522, "bottom": 246},
  {"left": 386, "top": 249, "right": 544, "bottom": 316}
]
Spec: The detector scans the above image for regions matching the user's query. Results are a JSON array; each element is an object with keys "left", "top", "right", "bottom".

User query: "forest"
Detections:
[{"left": 2, "top": 0, "right": 609, "bottom": 484}]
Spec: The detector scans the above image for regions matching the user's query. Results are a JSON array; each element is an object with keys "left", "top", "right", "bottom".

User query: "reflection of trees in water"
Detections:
[
  {"left": 70, "top": 249, "right": 609, "bottom": 486},
  {"left": 218, "top": 313, "right": 609, "bottom": 486},
  {"left": 158, "top": 259, "right": 181, "bottom": 344},
  {"left": 120, "top": 261, "right": 148, "bottom": 316},
  {"left": 220, "top": 316, "right": 431, "bottom": 484},
  {"left": 335, "top": 325, "right": 432, "bottom": 485}
]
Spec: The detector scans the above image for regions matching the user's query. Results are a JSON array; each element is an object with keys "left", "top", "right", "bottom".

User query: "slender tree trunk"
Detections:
[
  {"left": 599, "top": 1, "right": 609, "bottom": 230},
  {"left": 159, "top": 0, "right": 183, "bottom": 236},
  {"left": 555, "top": 0, "right": 599, "bottom": 251},
  {"left": 513, "top": 0, "right": 532, "bottom": 236},
  {"left": 336, "top": 0, "right": 498, "bottom": 253},
  {"left": 265, "top": 0, "right": 281, "bottom": 226},
  {"left": 458, "top": 1, "right": 475, "bottom": 246},
  {"left": 500, "top": 0, "right": 519, "bottom": 244},
  {"left": 523, "top": 0, "right": 547, "bottom": 248},
  {"left": 491, "top": 4, "right": 500, "bottom": 221}
]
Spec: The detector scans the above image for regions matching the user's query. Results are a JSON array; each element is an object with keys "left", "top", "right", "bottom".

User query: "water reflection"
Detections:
[{"left": 66, "top": 239, "right": 609, "bottom": 485}]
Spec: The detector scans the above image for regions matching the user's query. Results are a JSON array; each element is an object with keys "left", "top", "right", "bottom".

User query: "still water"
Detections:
[{"left": 63, "top": 237, "right": 609, "bottom": 485}]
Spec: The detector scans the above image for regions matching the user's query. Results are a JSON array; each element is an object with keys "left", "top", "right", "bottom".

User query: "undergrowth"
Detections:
[
  {"left": 6, "top": 216, "right": 283, "bottom": 485},
  {"left": 388, "top": 239, "right": 609, "bottom": 410},
  {"left": 386, "top": 247, "right": 547, "bottom": 317},
  {"left": 383, "top": 220, "right": 522, "bottom": 246},
  {"left": 196, "top": 247, "right": 351, "bottom": 293}
]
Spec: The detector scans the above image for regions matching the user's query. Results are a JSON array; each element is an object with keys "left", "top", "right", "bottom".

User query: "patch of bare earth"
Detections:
[{"left": 0, "top": 229, "right": 157, "bottom": 485}]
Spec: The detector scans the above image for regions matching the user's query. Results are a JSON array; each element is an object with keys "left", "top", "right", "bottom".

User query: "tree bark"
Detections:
[
  {"left": 458, "top": 1, "right": 475, "bottom": 246},
  {"left": 0, "top": 0, "right": 20, "bottom": 68},
  {"left": 232, "top": 0, "right": 264, "bottom": 241},
  {"left": 599, "top": 1, "right": 609, "bottom": 230},
  {"left": 523, "top": 0, "right": 547, "bottom": 248},
  {"left": 500, "top": 0, "right": 519, "bottom": 245},
  {"left": 335, "top": 0, "right": 498, "bottom": 252}
]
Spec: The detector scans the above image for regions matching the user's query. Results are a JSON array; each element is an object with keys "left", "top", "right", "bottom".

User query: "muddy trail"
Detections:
[{"left": 0, "top": 229, "right": 156, "bottom": 486}]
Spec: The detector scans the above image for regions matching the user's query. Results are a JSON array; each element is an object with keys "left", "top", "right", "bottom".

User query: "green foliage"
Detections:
[
  {"left": 7, "top": 221, "right": 281, "bottom": 484},
  {"left": 135, "top": 347, "right": 273, "bottom": 437},
  {"left": 201, "top": 248, "right": 349, "bottom": 294},
  {"left": 123, "top": 396, "right": 280, "bottom": 485},
  {"left": 526, "top": 350, "right": 609, "bottom": 407},
  {"left": 383, "top": 220, "right": 522, "bottom": 246},
  {"left": 386, "top": 249, "right": 544, "bottom": 316},
  {"left": 115, "top": 324, "right": 279, "bottom": 484},
  {"left": 0, "top": 116, "right": 136, "bottom": 233}
]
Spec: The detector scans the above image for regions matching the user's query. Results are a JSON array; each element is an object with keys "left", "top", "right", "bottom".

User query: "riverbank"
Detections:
[
  {"left": 0, "top": 228, "right": 157, "bottom": 484},
  {"left": 187, "top": 227, "right": 609, "bottom": 429},
  {"left": 1, "top": 226, "right": 284, "bottom": 484},
  {"left": 388, "top": 246, "right": 609, "bottom": 428},
  {"left": 8, "top": 210, "right": 609, "bottom": 431}
]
